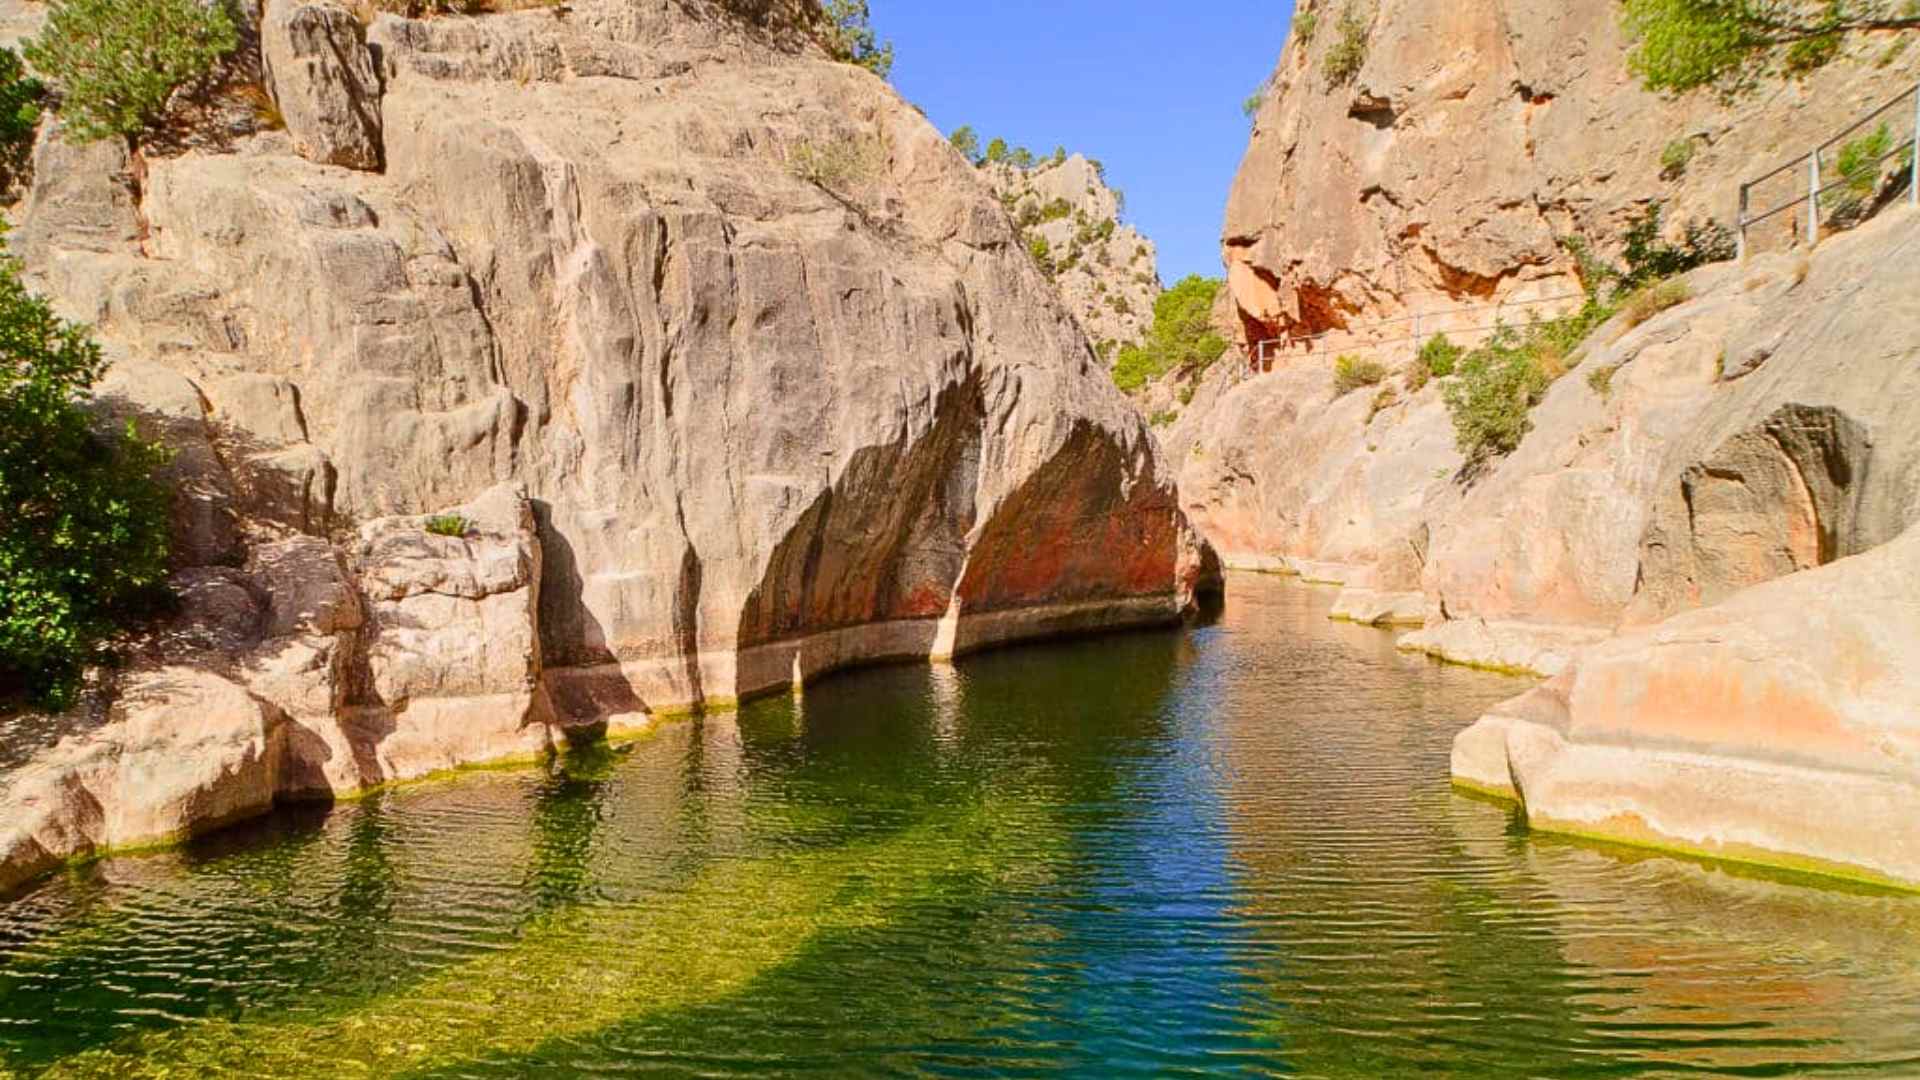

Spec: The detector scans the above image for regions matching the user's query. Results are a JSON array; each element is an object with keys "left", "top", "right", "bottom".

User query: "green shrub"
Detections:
[
  {"left": 985, "top": 137, "right": 1008, "bottom": 163},
  {"left": 1112, "top": 275, "right": 1227, "bottom": 393},
  {"left": 1324, "top": 3, "right": 1371, "bottom": 87},
  {"left": 1620, "top": 278, "right": 1691, "bottom": 328},
  {"left": 1149, "top": 410, "right": 1177, "bottom": 428},
  {"left": 1368, "top": 384, "right": 1400, "bottom": 421},
  {"left": 0, "top": 48, "right": 42, "bottom": 198},
  {"left": 1027, "top": 234, "right": 1055, "bottom": 275},
  {"left": 1824, "top": 122, "right": 1893, "bottom": 218},
  {"left": 1783, "top": 29, "right": 1842, "bottom": 75},
  {"left": 1660, "top": 137, "right": 1695, "bottom": 177},
  {"left": 948, "top": 125, "right": 980, "bottom": 164},
  {"left": 25, "top": 0, "right": 237, "bottom": 144},
  {"left": 1293, "top": 10, "right": 1320, "bottom": 45},
  {"left": 1615, "top": 202, "right": 1734, "bottom": 291},
  {"left": 1177, "top": 383, "right": 1196, "bottom": 406},
  {"left": 1332, "top": 353, "right": 1387, "bottom": 394},
  {"left": 425, "top": 514, "right": 471, "bottom": 538},
  {"left": 1417, "top": 333, "right": 1461, "bottom": 378},
  {"left": 816, "top": 0, "right": 892, "bottom": 78},
  {"left": 0, "top": 243, "right": 170, "bottom": 708},
  {"left": 1442, "top": 299, "right": 1615, "bottom": 463}
]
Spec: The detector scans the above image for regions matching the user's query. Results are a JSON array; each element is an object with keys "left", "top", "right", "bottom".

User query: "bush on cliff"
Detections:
[
  {"left": 1443, "top": 298, "right": 1614, "bottom": 466},
  {"left": 0, "top": 48, "right": 43, "bottom": 199},
  {"left": 1332, "top": 354, "right": 1387, "bottom": 395},
  {"left": 1111, "top": 275, "right": 1226, "bottom": 394},
  {"left": 816, "top": 0, "right": 893, "bottom": 78},
  {"left": 25, "top": 0, "right": 237, "bottom": 143},
  {"left": 0, "top": 244, "right": 171, "bottom": 709},
  {"left": 1622, "top": 0, "right": 1920, "bottom": 93},
  {"left": 1323, "top": 3, "right": 1371, "bottom": 87}
]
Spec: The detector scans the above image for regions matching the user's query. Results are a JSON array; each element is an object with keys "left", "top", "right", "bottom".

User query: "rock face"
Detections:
[
  {"left": 1452, "top": 522, "right": 1920, "bottom": 888},
  {"left": 1189, "top": 0, "right": 1920, "bottom": 888},
  {"left": 1164, "top": 353, "right": 1458, "bottom": 601},
  {"left": 1225, "top": 0, "right": 1916, "bottom": 351},
  {"left": 0, "top": 0, "right": 1219, "bottom": 895},
  {"left": 1406, "top": 213, "right": 1920, "bottom": 671},
  {"left": 982, "top": 154, "right": 1161, "bottom": 355},
  {"left": 0, "top": 670, "right": 285, "bottom": 894},
  {"left": 262, "top": 0, "right": 385, "bottom": 170}
]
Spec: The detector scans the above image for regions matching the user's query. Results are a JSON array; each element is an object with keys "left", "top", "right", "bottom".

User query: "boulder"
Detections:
[
  {"left": 0, "top": 670, "right": 283, "bottom": 896},
  {"left": 1453, "top": 523, "right": 1920, "bottom": 888},
  {"left": 262, "top": 0, "right": 384, "bottom": 170}
]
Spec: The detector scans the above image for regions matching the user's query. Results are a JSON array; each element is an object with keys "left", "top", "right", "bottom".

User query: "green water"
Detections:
[{"left": 3, "top": 573, "right": 1919, "bottom": 1077}]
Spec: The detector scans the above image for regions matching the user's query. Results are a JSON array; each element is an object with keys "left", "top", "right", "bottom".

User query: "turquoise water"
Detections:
[{"left": 2, "top": 573, "right": 1919, "bottom": 1077}]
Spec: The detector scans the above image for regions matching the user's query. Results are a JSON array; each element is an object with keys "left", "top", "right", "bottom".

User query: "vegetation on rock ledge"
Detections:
[
  {"left": 25, "top": 0, "right": 237, "bottom": 143},
  {"left": 1623, "top": 0, "right": 1920, "bottom": 93}
]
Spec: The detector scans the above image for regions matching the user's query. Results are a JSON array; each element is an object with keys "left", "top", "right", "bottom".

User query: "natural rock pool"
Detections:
[{"left": 3, "top": 574, "right": 1918, "bottom": 1077}]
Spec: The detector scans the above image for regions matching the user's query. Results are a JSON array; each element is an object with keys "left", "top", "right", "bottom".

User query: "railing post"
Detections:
[
  {"left": 1910, "top": 82, "right": 1919, "bottom": 207},
  {"left": 1808, "top": 148, "right": 1821, "bottom": 246},
  {"left": 1737, "top": 182, "right": 1749, "bottom": 262}
]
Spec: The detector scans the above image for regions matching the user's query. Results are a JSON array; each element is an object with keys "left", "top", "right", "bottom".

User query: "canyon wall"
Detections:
[
  {"left": 0, "top": 0, "right": 1220, "bottom": 893},
  {"left": 1193, "top": 0, "right": 1920, "bottom": 887},
  {"left": 1225, "top": 0, "right": 1916, "bottom": 349}
]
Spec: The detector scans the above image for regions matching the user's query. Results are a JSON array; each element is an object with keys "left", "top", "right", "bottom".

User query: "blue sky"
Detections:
[{"left": 873, "top": 1, "right": 1295, "bottom": 284}]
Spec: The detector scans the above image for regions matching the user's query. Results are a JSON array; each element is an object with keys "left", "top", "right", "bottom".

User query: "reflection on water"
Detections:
[{"left": 2, "top": 574, "right": 1918, "bottom": 1076}]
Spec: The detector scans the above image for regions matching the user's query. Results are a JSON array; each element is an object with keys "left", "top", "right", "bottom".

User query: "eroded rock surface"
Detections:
[
  {"left": 1226, "top": 0, "right": 1915, "bottom": 350},
  {"left": 262, "top": 0, "right": 385, "bottom": 170},
  {"left": 1452, "top": 523, "right": 1920, "bottom": 887},
  {"left": 0, "top": 0, "right": 1219, "bottom": 895}
]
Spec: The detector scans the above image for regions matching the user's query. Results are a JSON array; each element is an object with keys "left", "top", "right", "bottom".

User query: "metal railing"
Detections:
[
  {"left": 1737, "top": 80, "right": 1920, "bottom": 260},
  {"left": 1249, "top": 292, "right": 1585, "bottom": 372}
]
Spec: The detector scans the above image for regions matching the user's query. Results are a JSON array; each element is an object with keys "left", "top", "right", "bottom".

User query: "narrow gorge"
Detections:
[{"left": 2, "top": 0, "right": 1920, "bottom": 1075}]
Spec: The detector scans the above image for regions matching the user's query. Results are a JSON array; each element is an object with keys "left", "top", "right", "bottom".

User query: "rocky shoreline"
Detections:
[{"left": 0, "top": 0, "right": 1222, "bottom": 898}]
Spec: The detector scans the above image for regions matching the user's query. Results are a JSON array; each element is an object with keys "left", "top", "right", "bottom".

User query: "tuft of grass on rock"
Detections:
[
  {"left": 425, "top": 514, "right": 471, "bottom": 538},
  {"left": 1619, "top": 278, "right": 1690, "bottom": 330},
  {"left": 1333, "top": 353, "right": 1388, "bottom": 395}
]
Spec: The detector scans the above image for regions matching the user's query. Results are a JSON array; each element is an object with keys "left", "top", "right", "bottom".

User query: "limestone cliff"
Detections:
[
  {"left": 982, "top": 154, "right": 1161, "bottom": 357},
  {"left": 0, "top": 0, "right": 1220, "bottom": 894},
  {"left": 1189, "top": 0, "right": 1920, "bottom": 887},
  {"left": 1225, "top": 0, "right": 1917, "bottom": 350}
]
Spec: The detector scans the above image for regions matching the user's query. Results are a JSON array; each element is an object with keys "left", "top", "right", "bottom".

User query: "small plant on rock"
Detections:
[
  {"left": 25, "top": 0, "right": 238, "bottom": 144},
  {"left": 789, "top": 133, "right": 884, "bottom": 192},
  {"left": 1660, "top": 137, "right": 1695, "bottom": 178},
  {"left": 1587, "top": 363, "right": 1620, "bottom": 398},
  {"left": 1323, "top": 3, "right": 1371, "bottom": 87},
  {"left": 1417, "top": 333, "right": 1461, "bottom": 378},
  {"left": 1823, "top": 122, "right": 1893, "bottom": 221},
  {"left": 1333, "top": 353, "right": 1387, "bottom": 395},
  {"left": 1620, "top": 278, "right": 1691, "bottom": 329},
  {"left": 425, "top": 514, "right": 471, "bottom": 538}
]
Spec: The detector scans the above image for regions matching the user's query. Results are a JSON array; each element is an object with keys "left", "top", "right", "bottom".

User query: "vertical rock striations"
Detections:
[{"left": 0, "top": 0, "right": 1220, "bottom": 895}]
